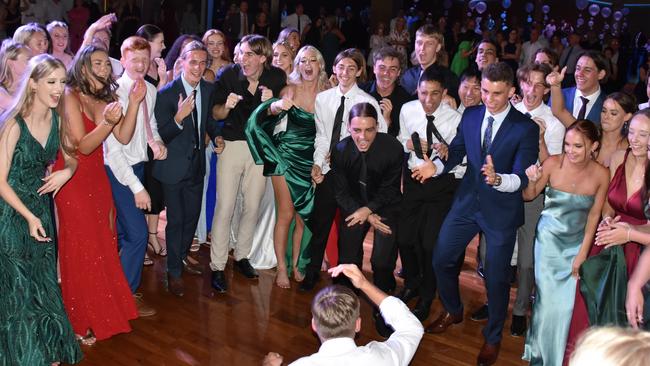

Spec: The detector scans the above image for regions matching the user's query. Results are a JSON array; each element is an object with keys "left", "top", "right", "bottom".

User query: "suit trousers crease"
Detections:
[
  {"left": 435, "top": 206, "right": 517, "bottom": 344},
  {"left": 210, "top": 140, "right": 266, "bottom": 271},
  {"left": 398, "top": 173, "right": 459, "bottom": 302},
  {"left": 162, "top": 151, "right": 204, "bottom": 279}
]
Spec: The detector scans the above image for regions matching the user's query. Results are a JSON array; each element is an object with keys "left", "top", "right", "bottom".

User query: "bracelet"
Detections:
[{"left": 102, "top": 119, "right": 115, "bottom": 127}]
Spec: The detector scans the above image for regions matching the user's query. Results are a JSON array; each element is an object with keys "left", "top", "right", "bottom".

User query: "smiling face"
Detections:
[
  {"left": 373, "top": 56, "right": 400, "bottom": 90},
  {"left": 534, "top": 51, "right": 551, "bottom": 66},
  {"left": 418, "top": 79, "right": 445, "bottom": 115},
  {"left": 181, "top": 49, "right": 208, "bottom": 86},
  {"left": 349, "top": 116, "right": 378, "bottom": 152},
  {"left": 415, "top": 34, "right": 441, "bottom": 68},
  {"left": 240, "top": 41, "right": 266, "bottom": 78},
  {"left": 575, "top": 55, "right": 605, "bottom": 95},
  {"left": 476, "top": 42, "right": 497, "bottom": 71},
  {"left": 627, "top": 114, "right": 650, "bottom": 158},
  {"left": 86, "top": 50, "right": 111, "bottom": 88},
  {"left": 206, "top": 33, "right": 225, "bottom": 60},
  {"left": 272, "top": 43, "right": 292, "bottom": 75},
  {"left": 31, "top": 66, "right": 67, "bottom": 108},
  {"left": 149, "top": 33, "right": 165, "bottom": 59},
  {"left": 286, "top": 31, "right": 300, "bottom": 53},
  {"left": 520, "top": 70, "right": 548, "bottom": 111},
  {"left": 297, "top": 48, "right": 321, "bottom": 82},
  {"left": 50, "top": 26, "right": 68, "bottom": 54},
  {"left": 458, "top": 77, "right": 481, "bottom": 108},
  {"left": 481, "top": 78, "right": 515, "bottom": 115},
  {"left": 333, "top": 57, "right": 361, "bottom": 90},
  {"left": 563, "top": 129, "right": 593, "bottom": 164},
  {"left": 600, "top": 98, "right": 632, "bottom": 134},
  {"left": 28, "top": 32, "right": 49, "bottom": 55},
  {"left": 121, "top": 48, "right": 150, "bottom": 80}
]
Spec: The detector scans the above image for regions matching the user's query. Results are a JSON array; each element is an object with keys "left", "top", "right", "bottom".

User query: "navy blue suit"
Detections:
[
  {"left": 434, "top": 105, "right": 539, "bottom": 344},
  {"left": 153, "top": 77, "right": 219, "bottom": 278},
  {"left": 550, "top": 87, "right": 605, "bottom": 125}
]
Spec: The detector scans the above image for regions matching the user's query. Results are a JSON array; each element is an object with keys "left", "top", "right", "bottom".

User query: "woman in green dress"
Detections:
[
  {"left": 0, "top": 54, "right": 81, "bottom": 365},
  {"left": 522, "top": 120, "right": 610, "bottom": 365},
  {"left": 246, "top": 45, "right": 330, "bottom": 288}
]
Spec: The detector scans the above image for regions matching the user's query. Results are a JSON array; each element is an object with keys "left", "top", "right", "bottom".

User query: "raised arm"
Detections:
[
  {"left": 522, "top": 155, "right": 555, "bottom": 201},
  {"left": 547, "top": 67, "right": 576, "bottom": 128},
  {"left": 62, "top": 88, "right": 118, "bottom": 155}
]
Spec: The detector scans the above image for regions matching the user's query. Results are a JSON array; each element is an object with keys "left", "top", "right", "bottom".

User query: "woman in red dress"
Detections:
[{"left": 55, "top": 45, "right": 142, "bottom": 344}]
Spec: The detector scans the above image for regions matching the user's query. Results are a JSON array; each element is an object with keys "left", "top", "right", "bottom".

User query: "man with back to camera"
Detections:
[{"left": 263, "top": 264, "right": 424, "bottom": 366}]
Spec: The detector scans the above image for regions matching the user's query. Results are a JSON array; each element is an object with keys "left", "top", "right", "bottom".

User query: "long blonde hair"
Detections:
[
  {"left": 0, "top": 40, "right": 31, "bottom": 91},
  {"left": 288, "top": 45, "right": 329, "bottom": 92}
]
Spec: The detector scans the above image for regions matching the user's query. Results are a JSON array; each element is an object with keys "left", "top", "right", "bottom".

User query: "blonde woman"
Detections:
[
  {"left": 13, "top": 22, "right": 48, "bottom": 55},
  {"left": 46, "top": 21, "right": 74, "bottom": 68},
  {"left": 0, "top": 39, "right": 31, "bottom": 110},
  {"left": 272, "top": 40, "right": 294, "bottom": 77}
]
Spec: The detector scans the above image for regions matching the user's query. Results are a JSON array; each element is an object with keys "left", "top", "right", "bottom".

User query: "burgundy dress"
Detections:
[
  {"left": 54, "top": 111, "right": 138, "bottom": 340},
  {"left": 563, "top": 150, "right": 644, "bottom": 364}
]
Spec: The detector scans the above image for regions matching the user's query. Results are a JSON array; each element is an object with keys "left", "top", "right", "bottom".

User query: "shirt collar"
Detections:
[
  {"left": 336, "top": 83, "right": 360, "bottom": 98},
  {"left": 515, "top": 101, "right": 545, "bottom": 116},
  {"left": 484, "top": 103, "right": 511, "bottom": 124},
  {"left": 318, "top": 337, "right": 357, "bottom": 355},
  {"left": 181, "top": 74, "right": 200, "bottom": 93},
  {"left": 118, "top": 73, "right": 136, "bottom": 87},
  {"left": 575, "top": 86, "right": 601, "bottom": 101}
]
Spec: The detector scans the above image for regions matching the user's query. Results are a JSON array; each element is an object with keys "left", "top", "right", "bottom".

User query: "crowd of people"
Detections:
[{"left": 2, "top": 1, "right": 650, "bottom": 366}]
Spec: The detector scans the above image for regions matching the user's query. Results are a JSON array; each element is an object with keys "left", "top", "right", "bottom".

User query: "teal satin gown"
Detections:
[
  {"left": 245, "top": 98, "right": 316, "bottom": 273},
  {"left": 523, "top": 187, "right": 595, "bottom": 366}
]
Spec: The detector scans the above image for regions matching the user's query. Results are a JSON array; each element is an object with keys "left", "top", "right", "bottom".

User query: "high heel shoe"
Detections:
[
  {"left": 75, "top": 330, "right": 96, "bottom": 346},
  {"left": 148, "top": 231, "right": 167, "bottom": 257}
]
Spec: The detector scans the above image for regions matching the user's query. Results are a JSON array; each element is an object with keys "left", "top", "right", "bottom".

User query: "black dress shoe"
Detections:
[
  {"left": 211, "top": 270, "right": 228, "bottom": 293},
  {"left": 510, "top": 314, "right": 527, "bottom": 337},
  {"left": 412, "top": 298, "right": 433, "bottom": 322},
  {"left": 167, "top": 274, "right": 184, "bottom": 297},
  {"left": 234, "top": 258, "right": 258, "bottom": 279},
  {"left": 470, "top": 304, "right": 489, "bottom": 321},
  {"left": 299, "top": 272, "right": 319, "bottom": 292},
  {"left": 396, "top": 287, "right": 419, "bottom": 304},
  {"left": 183, "top": 259, "right": 203, "bottom": 275},
  {"left": 373, "top": 309, "right": 394, "bottom": 338}
]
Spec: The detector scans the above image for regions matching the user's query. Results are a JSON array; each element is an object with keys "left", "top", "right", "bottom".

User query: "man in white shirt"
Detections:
[
  {"left": 396, "top": 68, "right": 462, "bottom": 323},
  {"left": 300, "top": 48, "right": 386, "bottom": 292},
  {"left": 281, "top": 3, "right": 310, "bottom": 38},
  {"left": 520, "top": 28, "right": 545, "bottom": 66},
  {"left": 41, "top": 0, "right": 69, "bottom": 23},
  {"left": 264, "top": 264, "right": 424, "bottom": 366},
  {"left": 104, "top": 37, "right": 166, "bottom": 316}
]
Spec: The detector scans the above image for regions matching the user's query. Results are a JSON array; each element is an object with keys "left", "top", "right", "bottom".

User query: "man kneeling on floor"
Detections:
[{"left": 263, "top": 264, "right": 424, "bottom": 365}]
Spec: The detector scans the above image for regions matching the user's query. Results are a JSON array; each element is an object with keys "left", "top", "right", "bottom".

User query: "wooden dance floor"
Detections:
[{"left": 77, "top": 229, "right": 527, "bottom": 366}]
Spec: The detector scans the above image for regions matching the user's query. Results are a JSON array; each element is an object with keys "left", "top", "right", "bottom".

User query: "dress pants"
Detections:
[
  {"left": 105, "top": 163, "right": 148, "bottom": 293},
  {"left": 303, "top": 172, "right": 338, "bottom": 277},
  {"left": 338, "top": 206, "right": 399, "bottom": 293},
  {"left": 210, "top": 141, "right": 266, "bottom": 271},
  {"left": 434, "top": 206, "right": 517, "bottom": 345},
  {"left": 398, "top": 173, "right": 459, "bottom": 302},
  {"left": 512, "top": 193, "right": 543, "bottom": 316},
  {"left": 162, "top": 152, "right": 204, "bottom": 279}
]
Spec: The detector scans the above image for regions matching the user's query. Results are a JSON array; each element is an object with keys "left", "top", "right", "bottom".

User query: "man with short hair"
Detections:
[
  {"left": 457, "top": 68, "right": 482, "bottom": 114},
  {"left": 412, "top": 62, "right": 539, "bottom": 365},
  {"left": 520, "top": 27, "right": 545, "bottom": 66},
  {"left": 361, "top": 47, "right": 413, "bottom": 137},
  {"left": 154, "top": 41, "right": 220, "bottom": 297},
  {"left": 400, "top": 24, "right": 459, "bottom": 103},
  {"left": 475, "top": 40, "right": 499, "bottom": 72},
  {"left": 210, "top": 34, "right": 286, "bottom": 293},
  {"left": 281, "top": 2, "right": 310, "bottom": 38},
  {"left": 299, "top": 48, "right": 386, "bottom": 292},
  {"left": 264, "top": 264, "right": 424, "bottom": 366},
  {"left": 558, "top": 32, "right": 584, "bottom": 88}
]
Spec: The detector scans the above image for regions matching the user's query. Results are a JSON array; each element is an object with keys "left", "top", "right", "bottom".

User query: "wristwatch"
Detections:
[{"left": 494, "top": 174, "right": 502, "bottom": 187}]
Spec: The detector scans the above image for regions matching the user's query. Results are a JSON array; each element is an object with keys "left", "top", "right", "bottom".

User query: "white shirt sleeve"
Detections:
[
  {"left": 376, "top": 296, "right": 424, "bottom": 366},
  {"left": 398, "top": 108, "right": 411, "bottom": 153},
  {"left": 493, "top": 173, "right": 521, "bottom": 192},
  {"left": 313, "top": 94, "right": 329, "bottom": 170}
]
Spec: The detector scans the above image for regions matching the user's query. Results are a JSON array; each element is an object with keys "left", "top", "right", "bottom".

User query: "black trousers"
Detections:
[
  {"left": 304, "top": 173, "right": 338, "bottom": 276},
  {"left": 338, "top": 206, "right": 399, "bottom": 293},
  {"left": 398, "top": 172, "right": 460, "bottom": 302}
]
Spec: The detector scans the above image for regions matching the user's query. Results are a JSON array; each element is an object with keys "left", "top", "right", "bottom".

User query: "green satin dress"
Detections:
[
  {"left": 245, "top": 98, "right": 316, "bottom": 273},
  {"left": 0, "top": 114, "right": 82, "bottom": 365},
  {"left": 523, "top": 187, "right": 594, "bottom": 366}
]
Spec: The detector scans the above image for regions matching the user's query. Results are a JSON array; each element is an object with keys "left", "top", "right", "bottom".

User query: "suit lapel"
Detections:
[
  {"left": 565, "top": 87, "right": 576, "bottom": 114},
  {"left": 489, "top": 108, "right": 516, "bottom": 156},
  {"left": 471, "top": 106, "right": 485, "bottom": 163},
  {"left": 200, "top": 80, "right": 209, "bottom": 136}
]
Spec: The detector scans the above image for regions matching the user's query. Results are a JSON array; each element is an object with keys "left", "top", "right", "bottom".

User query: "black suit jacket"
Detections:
[
  {"left": 331, "top": 133, "right": 403, "bottom": 215},
  {"left": 152, "top": 77, "right": 220, "bottom": 184},
  {"left": 225, "top": 11, "right": 253, "bottom": 40},
  {"left": 400, "top": 64, "right": 460, "bottom": 104}
]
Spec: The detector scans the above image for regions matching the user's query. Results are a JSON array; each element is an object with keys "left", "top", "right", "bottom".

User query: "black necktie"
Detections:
[
  {"left": 577, "top": 96, "right": 589, "bottom": 120},
  {"left": 192, "top": 89, "right": 199, "bottom": 149},
  {"left": 525, "top": 112, "right": 532, "bottom": 118},
  {"left": 329, "top": 96, "right": 345, "bottom": 155},
  {"left": 297, "top": 15, "right": 301, "bottom": 35},
  {"left": 482, "top": 116, "right": 494, "bottom": 158},
  {"left": 359, "top": 152, "right": 368, "bottom": 203},
  {"left": 426, "top": 114, "right": 448, "bottom": 157}
]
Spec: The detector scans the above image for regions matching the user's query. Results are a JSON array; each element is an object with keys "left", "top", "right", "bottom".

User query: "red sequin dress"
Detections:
[{"left": 54, "top": 111, "right": 138, "bottom": 341}]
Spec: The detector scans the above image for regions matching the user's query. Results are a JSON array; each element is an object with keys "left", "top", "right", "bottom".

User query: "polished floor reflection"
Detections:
[{"left": 77, "top": 237, "right": 527, "bottom": 366}]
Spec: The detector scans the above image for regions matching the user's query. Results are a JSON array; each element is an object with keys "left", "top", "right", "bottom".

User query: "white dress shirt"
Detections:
[
  {"left": 289, "top": 296, "right": 423, "bottom": 366},
  {"left": 313, "top": 84, "right": 387, "bottom": 175},
  {"left": 640, "top": 102, "right": 649, "bottom": 110},
  {"left": 399, "top": 100, "right": 464, "bottom": 178},
  {"left": 514, "top": 101, "right": 565, "bottom": 156},
  {"left": 104, "top": 74, "right": 161, "bottom": 194},
  {"left": 572, "top": 87, "right": 601, "bottom": 120},
  {"left": 456, "top": 103, "right": 466, "bottom": 114},
  {"left": 281, "top": 13, "right": 311, "bottom": 35}
]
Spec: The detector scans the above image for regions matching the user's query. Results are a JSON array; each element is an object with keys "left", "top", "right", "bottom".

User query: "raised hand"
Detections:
[
  {"left": 214, "top": 136, "right": 225, "bottom": 154},
  {"left": 546, "top": 66, "right": 567, "bottom": 87},
  {"left": 225, "top": 92, "right": 243, "bottom": 110},
  {"left": 328, "top": 263, "right": 368, "bottom": 289},
  {"left": 129, "top": 78, "right": 147, "bottom": 104},
  {"left": 379, "top": 98, "right": 393, "bottom": 122},
  {"left": 510, "top": 94, "right": 522, "bottom": 105},
  {"left": 525, "top": 163, "right": 542, "bottom": 182},
  {"left": 103, "top": 101, "right": 123, "bottom": 125},
  {"left": 175, "top": 93, "right": 195, "bottom": 122},
  {"left": 270, "top": 97, "right": 294, "bottom": 114},
  {"left": 410, "top": 154, "right": 437, "bottom": 183},
  {"left": 154, "top": 58, "right": 167, "bottom": 85},
  {"left": 90, "top": 13, "right": 117, "bottom": 32},
  {"left": 532, "top": 117, "right": 547, "bottom": 137},
  {"left": 259, "top": 86, "right": 273, "bottom": 102},
  {"left": 481, "top": 155, "right": 497, "bottom": 185}
]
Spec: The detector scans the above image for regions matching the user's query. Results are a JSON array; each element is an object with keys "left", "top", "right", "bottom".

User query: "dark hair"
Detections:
[
  {"left": 348, "top": 102, "right": 378, "bottom": 123},
  {"left": 478, "top": 39, "right": 498, "bottom": 51},
  {"left": 566, "top": 119, "right": 601, "bottom": 145},
  {"left": 516, "top": 62, "right": 552, "bottom": 86},
  {"left": 631, "top": 109, "right": 650, "bottom": 207},
  {"left": 607, "top": 91, "right": 638, "bottom": 115},
  {"left": 533, "top": 47, "right": 559, "bottom": 66},
  {"left": 481, "top": 62, "right": 514, "bottom": 86},
  {"left": 578, "top": 50, "right": 608, "bottom": 77},
  {"left": 460, "top": 67, "right": 481, "bottom": 84},
  {"left": 164, "top": 34, "right": 201, "bottom": 70},
  {"left": 418, "top": 66, "right": 446, "bottom": 88},
  {"left": 372, "top": 46, "right": 402, "bottom": 70},
  {"left": 136, "top": 24, "right": 163, "bottom": 42},
  {"left": 67, "top": 45, "right": 117, "bottom": 103},
  {"left": 334, "top": 48, "right": 367, "bottom": 82}
]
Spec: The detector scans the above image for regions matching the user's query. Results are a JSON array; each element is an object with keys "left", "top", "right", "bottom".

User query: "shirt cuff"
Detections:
[
  {"left": 493, "top": 173, "right": 521, "bottom": 192},
  {"left": 433, "top": 158, "right": 445, "bottom": 177},
  {"left": 129, "top": 181, "right": 145, "bottom": 195}
]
